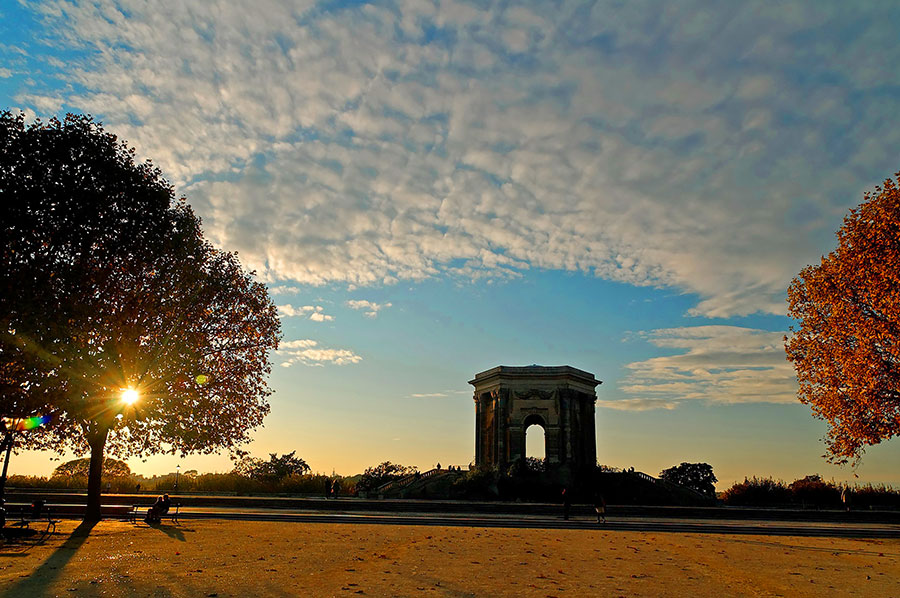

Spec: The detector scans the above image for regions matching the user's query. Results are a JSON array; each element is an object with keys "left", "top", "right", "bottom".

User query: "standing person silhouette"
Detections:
[{"left": 594, "top": 492, "right": 606, "bottom": 523}]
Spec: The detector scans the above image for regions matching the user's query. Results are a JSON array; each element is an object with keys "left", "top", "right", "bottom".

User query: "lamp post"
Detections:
[{"left": 174, "top": 464, "right": 180, "bottom": 494}]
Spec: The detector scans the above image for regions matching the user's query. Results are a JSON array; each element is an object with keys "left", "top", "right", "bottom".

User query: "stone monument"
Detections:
[{"left": 469, "top": 365, "right": 600, "bottom": 482}]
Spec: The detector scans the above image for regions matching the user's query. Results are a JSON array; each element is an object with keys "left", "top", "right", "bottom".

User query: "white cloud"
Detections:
[
  {"left": 347, "top": 299, "right": 393, "bottom": 318},
  {"left": 23, "top": 1, "right": 900, "bottom": 317},
  {"left": 277, "top": 338, "right": 361, "bottom": 367},
  {"left": 278, "top": 304, "right": 333, "bottom": 322},
  {"left": 279, "top": 339, "right": 318, "bottom": 350},
  {"left": 607, "top": 326, "right": 797, "bottom": 410},
  {"left": 277, "top": 304, "right": 314, "bottom": 317},
  {"left": 268, "top": 285, "right": 301, "bottom": 295}
]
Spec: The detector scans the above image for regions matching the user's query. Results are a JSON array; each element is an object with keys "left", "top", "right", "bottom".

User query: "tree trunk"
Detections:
[
  {"left": 0, "top": 431, "right": 13, "bottom": 503},
  {"left": 85, "top": 427, "right": 109, "bottom": 521}
]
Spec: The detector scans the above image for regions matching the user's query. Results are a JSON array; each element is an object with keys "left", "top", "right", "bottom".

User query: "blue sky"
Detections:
[{"left": 3, "top": 0, "right": 900, "bottom": 489}]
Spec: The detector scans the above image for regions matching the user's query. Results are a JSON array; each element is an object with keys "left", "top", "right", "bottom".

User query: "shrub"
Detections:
[
  {"left": 850, "top": 484, "right": 900, "bottom": 510},
  {"left": 721, "top": 477, "right": 792, "bottom": 506},
  {"left": 451, "top": 466, "right": 499, "bottom": 500},
  {"left": 788, "top": 475, "right": 841, "bottom": 507}
]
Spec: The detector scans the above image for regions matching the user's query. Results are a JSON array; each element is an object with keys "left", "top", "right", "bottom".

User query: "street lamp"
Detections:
[{"left": 174, "top": 464, "right": 180, "bottom": 493}]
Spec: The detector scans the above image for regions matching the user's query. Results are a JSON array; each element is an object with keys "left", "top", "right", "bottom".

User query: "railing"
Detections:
[
  {"left": 633, "top": 471, "right": 655, "bottom": 484},
  {"left": 375, "top": 467, "right": 459, "bottom": 494},
  {"left": 626, "top": 470, "right": 712, "bottom": 501}
]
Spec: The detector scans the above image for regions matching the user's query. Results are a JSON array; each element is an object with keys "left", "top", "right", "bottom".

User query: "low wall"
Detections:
[{"left": 5, "top": 490, "right": 899, "bottom": 524}]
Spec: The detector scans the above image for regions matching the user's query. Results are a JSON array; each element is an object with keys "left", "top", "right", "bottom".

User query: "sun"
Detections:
[{"left": 121, "top": 388, "right": 140, "bottom": 405}]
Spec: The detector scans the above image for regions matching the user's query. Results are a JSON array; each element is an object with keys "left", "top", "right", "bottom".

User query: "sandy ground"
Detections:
[{"left": 1, "top": 519, "right": 898, "bottom": 597}]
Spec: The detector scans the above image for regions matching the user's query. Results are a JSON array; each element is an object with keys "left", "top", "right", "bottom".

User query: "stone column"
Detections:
[
  {"left": 497, "top": 389, "right": 508, "bottom": 467},
  {"left": 545, "top": 426, "right": 561, "bottom": 464},
  {"left": 491, "top": 393, "right": 500, "bottom": 466},
  {"left": 508, "top": 424, "right": 524, "bottom": 463},
  {"left": 474, "top": 394, "right": 482, "bottom": 466}
]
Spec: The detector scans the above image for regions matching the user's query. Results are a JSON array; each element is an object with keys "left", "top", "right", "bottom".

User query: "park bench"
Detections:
[
  {"left": 2, "top": 502, "right": 60, "bottom": 533},
  {"left": 128, "top": 501, "right": 181, "bottom": 524}
]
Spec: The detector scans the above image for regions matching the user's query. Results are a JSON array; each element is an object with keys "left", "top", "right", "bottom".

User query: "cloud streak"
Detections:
[{"left": 16, "top": 1, "right": 900, "bottom": 316}]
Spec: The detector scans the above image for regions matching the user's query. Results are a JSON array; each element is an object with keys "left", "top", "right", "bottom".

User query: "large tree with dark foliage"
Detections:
[
  {"left": 53, "top": 456, "right": 131, "bottom": 479},
  {"left": 0, "top": 112, "right": 280, "bottom": 520},
  {"left": 233, "top": 451, "right": 310, "bottom": 482},
  {"left": 786, "top": 173, "right": 900, "bottom": 465},
  {"left": 659, "top": 462, "right": 717, "bottom": 498}
]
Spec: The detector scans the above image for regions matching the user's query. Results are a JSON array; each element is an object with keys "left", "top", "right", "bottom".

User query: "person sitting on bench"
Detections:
[
  {"left": 145, "top": 494, "right": 171, "bottom": 523},
  {"left": 31, "top": 498, "right": 45, "bottom": 519}
]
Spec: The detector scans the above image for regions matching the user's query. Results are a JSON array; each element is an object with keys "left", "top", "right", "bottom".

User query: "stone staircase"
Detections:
[
  {"left": 375, "top": 468, "right": 465, "bottom": 498},
  {"left": 628, "top": 470, "right": 713, "bottom": 503}
]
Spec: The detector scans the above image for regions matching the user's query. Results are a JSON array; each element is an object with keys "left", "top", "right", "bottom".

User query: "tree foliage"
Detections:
[
  {"left": 52, "top": 457, "right": 131, "bottom": 479},
  {"left": 786, "top": 173, "right": 900, "bottom": 465},
  {"left": 658, "top": 462, "right": 717, "bottom": 497},
  {"left": 356, "top": 461, "right": 417, "bottom": 491},
  {"left": 0, "top": 112, "right": 281, "bottom": 518},
  {"left": 232, "top": 451, "right": 310, "bottom": 482}
]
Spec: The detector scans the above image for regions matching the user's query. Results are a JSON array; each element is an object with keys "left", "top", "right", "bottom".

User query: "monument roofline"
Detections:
[{"left": 468, "top": 365, "right": 601, "bottom": 388}]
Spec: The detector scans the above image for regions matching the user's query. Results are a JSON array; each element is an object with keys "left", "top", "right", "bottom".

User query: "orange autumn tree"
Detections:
[{"left": 786, "top": 172, "right": 900, "bottom": 465}]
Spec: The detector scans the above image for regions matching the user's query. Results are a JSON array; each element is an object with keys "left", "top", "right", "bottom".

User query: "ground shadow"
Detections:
[
  {"left": 130, "top": 519, "right": 194, "bottom": 541},
  {"left": 0, "top": 520, "right": 96, "bottom": 598},
  {"left": 1, "top": 526, "right": 51, "bottom": 556},
  {"left": 151, "top": 522, "right": 191, "bottom": 541}
]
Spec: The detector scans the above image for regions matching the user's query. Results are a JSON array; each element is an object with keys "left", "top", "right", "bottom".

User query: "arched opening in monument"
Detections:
[{"left": 523, "top": 414, "right": 546, "bottom": 469}]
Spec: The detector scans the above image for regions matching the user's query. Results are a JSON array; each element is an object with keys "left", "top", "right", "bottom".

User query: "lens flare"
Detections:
[
  {"left": 121, "top": 388, "right": 140, "bottom": 405},
  {"left": 5, "top": 415, "right": 52, "bottom": 431}
]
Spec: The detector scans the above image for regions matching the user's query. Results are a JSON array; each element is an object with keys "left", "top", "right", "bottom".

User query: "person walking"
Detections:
[
  {"left": 594, "top": 492, "right": 606, "bottom": 524},
  {"left": 562, "top": 487, "right": 571, "bottom": 520}
]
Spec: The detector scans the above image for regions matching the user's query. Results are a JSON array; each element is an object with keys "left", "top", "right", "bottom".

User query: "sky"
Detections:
[{"left": 2, "top": 0, "right": 899, "bottom": 490}]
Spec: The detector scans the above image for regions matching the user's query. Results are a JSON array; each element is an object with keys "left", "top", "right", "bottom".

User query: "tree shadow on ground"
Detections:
[{"left": 0, "top": 520, "right": 96, "bottom": 598}]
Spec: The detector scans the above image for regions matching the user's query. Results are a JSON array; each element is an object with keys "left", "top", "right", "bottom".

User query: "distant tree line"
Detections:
[
  {"left": 7, "top": 455, "right": 900, "bottom": 509},
  {"left": 721, "top": 475, "right": 900, "bottom": 509},
  {"left": 8, "top": 452, "right": 355, "bottom": 496}
]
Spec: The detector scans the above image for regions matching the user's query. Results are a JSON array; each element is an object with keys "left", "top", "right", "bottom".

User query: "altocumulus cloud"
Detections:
[
  {"left": 602, "top": 326, "right": 797, "bottom": 411},
  {"left": 347, "top": 299, "right": 392, "bottom": 318},
  {"left": 17, "top": 1, "right": 900, "bottom": 316},
  {"left": 277, "top": 304, "right": 334, "bottom": 322},
  {"left": 277, "top": 339, "right": 362, "bottom": 367}
]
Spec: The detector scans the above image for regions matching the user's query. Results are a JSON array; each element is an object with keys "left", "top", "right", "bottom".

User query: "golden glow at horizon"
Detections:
[{"left": 121, "top": 388, "right": 140, "bottom": 405}]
